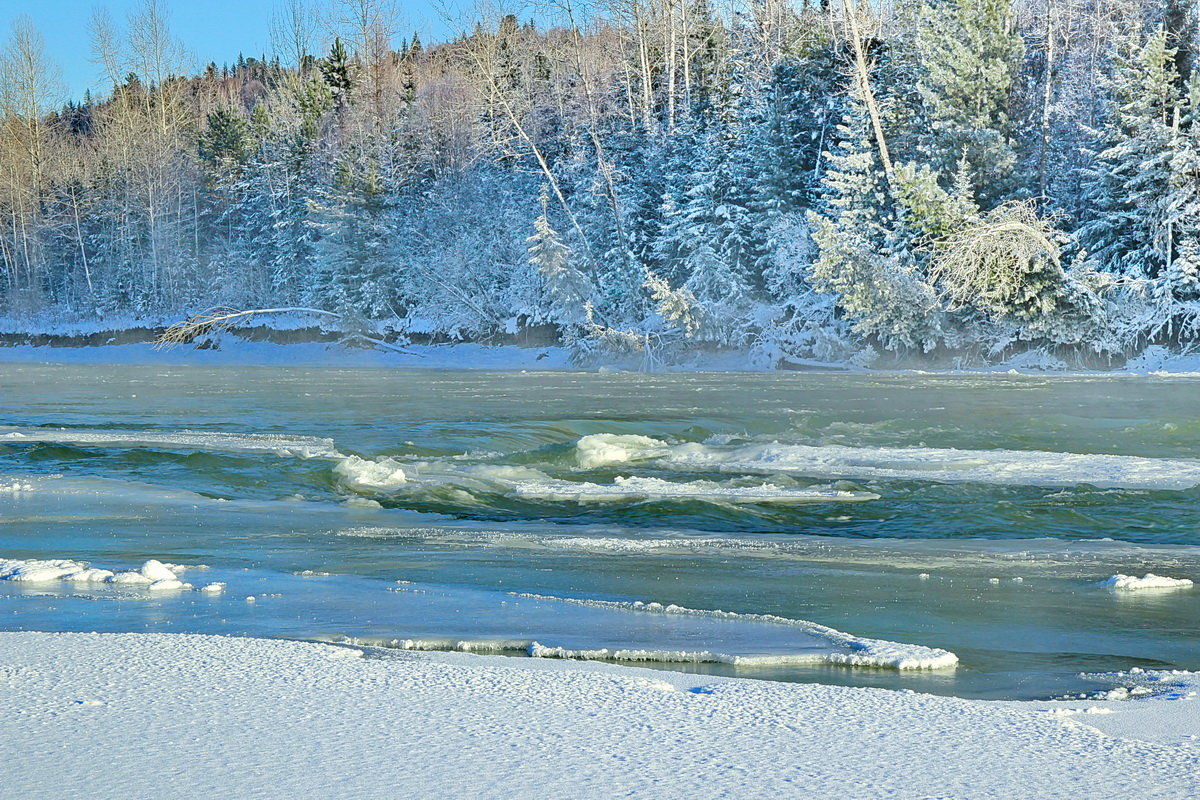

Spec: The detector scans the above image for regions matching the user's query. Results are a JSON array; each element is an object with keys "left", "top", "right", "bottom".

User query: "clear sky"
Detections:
[{"left": 2, "top": 0, "right": 455, "bottom": 105}]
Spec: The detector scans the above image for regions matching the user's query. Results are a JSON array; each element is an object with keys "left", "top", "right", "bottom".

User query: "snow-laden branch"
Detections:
[
  {"left": 154, "top": 307, "right": 421, "bottom": 357},
  {"left": 154, "top": 307, "right": 345, "bottom": 349}
]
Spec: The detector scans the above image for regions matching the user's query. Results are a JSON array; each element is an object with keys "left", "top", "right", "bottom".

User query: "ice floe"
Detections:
[
  {"left": 575, "top": 433, "right": 671, "bottom": 469},
  {"left": 1098, "top": 573, "right": 1194, "bottom": 591},
  {"left": 0, "top": 426, "right": 341, "bottom": 459},
  {"left": 511, "top": 594, "right": 959, "bottom": 670},
  {"left": 0, "top": 557, "right": 197, "bottom": 592}
]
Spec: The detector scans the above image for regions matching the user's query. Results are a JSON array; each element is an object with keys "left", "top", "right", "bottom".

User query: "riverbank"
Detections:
[
  {"left": 3, "top": 336, "right": 1200, "bottom": 375},
  {"left": 2, "top": 631, "right": 1197, "bottom": 799}
]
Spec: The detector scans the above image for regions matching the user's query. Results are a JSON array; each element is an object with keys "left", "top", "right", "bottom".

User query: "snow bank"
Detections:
[
  {"left": 1099, "top": 573, "right": 1195, "bottom": 591},
  {"left": 1, "top": 632, "right": 1196, "bottom": 799},
  {"left": 573, "top": 435, "right": 1200, "bottom": 490},
  {"left": 0, "top": 557, "right": 195, "bottom": 592}
]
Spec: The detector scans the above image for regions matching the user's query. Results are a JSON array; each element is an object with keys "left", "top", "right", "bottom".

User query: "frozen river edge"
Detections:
[
  {"left": 3, "top": 632, "right": 1198, "bottom": 799},
  {"left": 2, "top": 339, "right": 1200, "bottom": 374}
]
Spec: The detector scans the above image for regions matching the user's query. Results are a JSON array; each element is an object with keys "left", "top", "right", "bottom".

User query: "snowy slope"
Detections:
[{"left": 0, "top": 632, "right": 1196, "bottom": 799}]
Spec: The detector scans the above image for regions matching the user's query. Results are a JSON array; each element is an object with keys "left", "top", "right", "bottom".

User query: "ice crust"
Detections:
[
  {"left": 511, "top": 594, "right": 959, "bottom": 670},
  {"left": 0, "top": 426, "right": 340, "bottom": 459},
  {"left": 574, "top": 433, "right": 1200, "bottom": 490}
]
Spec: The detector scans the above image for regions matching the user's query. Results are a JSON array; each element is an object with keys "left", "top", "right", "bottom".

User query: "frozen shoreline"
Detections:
[
  {"left": 3, "top": 338, "right": 1200, "bottom": 374},
  {"left": 1, "top": 632, "right": 1197, "bottom": 799}
]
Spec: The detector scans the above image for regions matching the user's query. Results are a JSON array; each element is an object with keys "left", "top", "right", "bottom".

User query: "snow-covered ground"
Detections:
[{"left": 1, "top": 632, "right": 1196, "bottom": 799}]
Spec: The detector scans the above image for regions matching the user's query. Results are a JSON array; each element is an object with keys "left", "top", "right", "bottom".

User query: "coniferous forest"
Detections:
[{"left": 2, "top": 0, "right": 1200, "bottom": 366}]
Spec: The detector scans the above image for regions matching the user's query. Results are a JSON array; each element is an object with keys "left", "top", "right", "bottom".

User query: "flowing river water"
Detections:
[{"left": 3, "top": 363, "right": 1199, "bottom": 699}]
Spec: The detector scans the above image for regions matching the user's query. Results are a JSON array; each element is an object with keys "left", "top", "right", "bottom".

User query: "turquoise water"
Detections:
[{"left": 2, "top": 364, "right": 1199, "bottom": 698}]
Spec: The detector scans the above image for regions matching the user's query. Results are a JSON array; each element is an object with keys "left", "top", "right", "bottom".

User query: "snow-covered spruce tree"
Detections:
[
  {"left": 652, "top": 125, "right": 758, "bottom": 348},
  {"left": 1154, "top": 73, "right": 1200, "bottom": 340},
  {"left": 242, "top": 74, "right": 332, "bottom": 306},
  {"left": 528, "top": 189, "right": 593, "bottom": 328},
  {"left": 1076, "top": 28, "right": 1182, "bottom": 280},
  {"left": 197, "top": 106, "right": 270, "bottom": 307},
  {"left": 307, "top": 152, "right": 397, "bottom": 317},
  {"left": 807, "top": 87, "right": 944, "bottom": 352},
  {"left": 916, "top": 0, "right": 1024, "bottom": 205},
  {"left": 751, "top": 40, "right": 843, "bottom": 215}
]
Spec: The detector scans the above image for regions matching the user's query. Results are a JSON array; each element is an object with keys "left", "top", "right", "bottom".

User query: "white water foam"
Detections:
[
  {"left": 336, "top": 458, "right": 880, "bottom": 506},
  {"left": 575, "top": 434, "right": 672, "bottom": 469},
  {"left": 332, "top": 455, "right": 408, "bottom": 491},
  {"left": 573, "top": 434, "right": 1200, "bottom": 490},
  {"left": 511, "top": 593, "right": 958, "bottom": 670},
  {"left": 510, "top": 475, "right": 879, "bottom": 505}
]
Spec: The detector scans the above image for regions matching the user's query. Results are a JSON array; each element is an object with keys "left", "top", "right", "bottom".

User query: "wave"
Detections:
[
  {"left": 328, "top": 457, "right": 879, "bottom": 506},
  {"left": 573, "top": 434, "right": 1200, "bottom": 490},
  {"left": 508, "top": 476, "right": 878, "bottom": 505}
]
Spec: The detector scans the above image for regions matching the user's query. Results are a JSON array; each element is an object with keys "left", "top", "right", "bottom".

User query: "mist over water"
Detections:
[{"left": 2, "top": 364, "right": 1199, "bottom": 698}]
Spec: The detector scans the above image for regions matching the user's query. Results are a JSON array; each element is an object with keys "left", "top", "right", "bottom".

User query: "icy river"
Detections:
[{"left": 3, "top": 363, "right": 1199, "bottom": 699}]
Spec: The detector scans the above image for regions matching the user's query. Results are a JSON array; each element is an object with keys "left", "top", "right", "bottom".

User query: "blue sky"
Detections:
[{"left": 3, "top": 0, "right": 455, "bottom": 104}]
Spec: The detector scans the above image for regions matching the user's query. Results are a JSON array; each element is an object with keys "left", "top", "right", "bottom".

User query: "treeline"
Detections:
[{"left": 1, "top": 0, "right": 1199, "bottom": 365}]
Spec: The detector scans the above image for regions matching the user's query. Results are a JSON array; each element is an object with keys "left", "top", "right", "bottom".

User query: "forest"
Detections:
[{"left": 1, "top": 0, "right": 1198, "bottom": 366}]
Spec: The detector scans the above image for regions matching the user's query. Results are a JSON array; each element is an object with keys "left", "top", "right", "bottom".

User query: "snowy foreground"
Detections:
[{"left": 2, "top": 633, "right": 1197, "bottom": 799}]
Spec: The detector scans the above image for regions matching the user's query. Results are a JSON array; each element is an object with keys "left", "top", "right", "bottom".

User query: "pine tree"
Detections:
[
  {"left": 199, "top": 107, "right": 253, "bottom": 174},
  {"left": 320, "top": 38, "right": 356, "bottom": 109}
]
